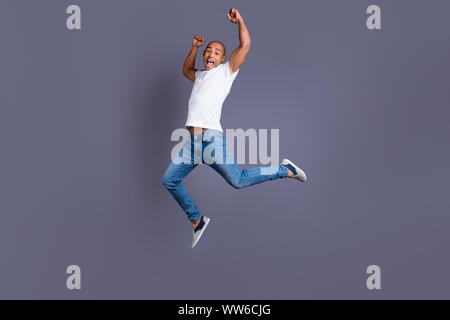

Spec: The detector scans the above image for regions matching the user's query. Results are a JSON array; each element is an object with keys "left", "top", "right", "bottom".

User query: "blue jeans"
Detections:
[{"left": 161, "top": 129, "right": 289, "bottom": 222}]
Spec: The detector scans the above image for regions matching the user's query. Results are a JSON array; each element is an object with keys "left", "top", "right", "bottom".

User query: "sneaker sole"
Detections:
[
  {"left": 191, "top": 217, "right": 211, "bottom": 248},
  {"left": 281, "top": 159, "right": 307, "bottom": 182}
]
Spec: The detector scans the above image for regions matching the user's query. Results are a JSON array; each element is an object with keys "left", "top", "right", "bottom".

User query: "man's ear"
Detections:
[{"left": 221, "top": 55, "right": 226, "bottom": 62}]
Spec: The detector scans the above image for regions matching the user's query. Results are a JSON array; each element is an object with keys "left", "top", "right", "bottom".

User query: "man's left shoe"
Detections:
[
  {"left": 191, "top": 216, "right": 211, "bottom": 248},
  {"left": 281, "top": 159, "right": 307, "bottom": 182}
]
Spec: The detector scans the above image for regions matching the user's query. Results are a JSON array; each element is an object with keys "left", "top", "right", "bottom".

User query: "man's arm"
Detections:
[
  {"left": 228, "top": 8, "right": 251, "bottom": 74},
  {"left": 183, "top": 34, "right": 204, "bottom": 82}
]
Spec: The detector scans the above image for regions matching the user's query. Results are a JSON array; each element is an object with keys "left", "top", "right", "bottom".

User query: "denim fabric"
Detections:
[{"left": 161, "top": 129, "right": 289, "bottom": 222}]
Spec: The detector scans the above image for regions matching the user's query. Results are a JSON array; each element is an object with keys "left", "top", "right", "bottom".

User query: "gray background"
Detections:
[{"left": 0, "top": 0, "right": 449, "bottom": 299}]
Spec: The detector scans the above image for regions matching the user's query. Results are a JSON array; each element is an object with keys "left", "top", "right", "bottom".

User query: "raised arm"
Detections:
[
  {"left": 183, "top": 34, "right": 204, "bottom": 82},
  {"left": 227, "top": 8, "right": 251, "bottom": 74}
]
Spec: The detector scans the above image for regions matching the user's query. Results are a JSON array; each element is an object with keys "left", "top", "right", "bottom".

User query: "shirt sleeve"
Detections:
[{"left": 224, "top": 61, "right": 239, "bottom": 81}]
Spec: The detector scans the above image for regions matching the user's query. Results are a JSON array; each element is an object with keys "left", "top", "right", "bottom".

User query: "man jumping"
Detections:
[{"left": 161, "top": 8, "right": 307, "bottom": 248}]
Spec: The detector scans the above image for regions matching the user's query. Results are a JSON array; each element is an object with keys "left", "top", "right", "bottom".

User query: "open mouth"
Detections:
[{"left": 206, "top": 59, "right": 215, "bottom": 68}]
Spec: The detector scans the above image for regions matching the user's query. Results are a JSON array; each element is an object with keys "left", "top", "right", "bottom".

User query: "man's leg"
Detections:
[
  {"left": 161, "top": 161, "right": 201, "bottom": 223},
  {"left": 211, "top": 159, "right": 290, "bottom": 189},
  {"left": 205, "top": 133, "right": 291, "bottom": 189}
]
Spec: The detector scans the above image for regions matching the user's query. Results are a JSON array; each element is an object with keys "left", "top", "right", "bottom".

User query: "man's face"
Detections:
[{"left": 203, "top": 42, "right": 226, "bottom": 71}]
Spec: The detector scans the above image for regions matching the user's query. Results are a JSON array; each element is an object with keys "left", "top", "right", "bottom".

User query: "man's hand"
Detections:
[
  {"left": 184, "top": 35, "right": 202, "bottom": 82},
  {"left": 192, "top": 34, "right": 205, "bottom": 47},
  {"left": 227, "top": 8, "right": 242, "bottom": 24},
  {"left": 228, "top": 8, "right": 250, "bottom": 73}
]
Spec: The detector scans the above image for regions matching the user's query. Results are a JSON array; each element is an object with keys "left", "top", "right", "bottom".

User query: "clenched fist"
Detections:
[
  {"left": 192, "top": 34, "right": 205, "bottom": 47},
  {"left": 227, "top": 8, "right": 242, "bottom": 24}
]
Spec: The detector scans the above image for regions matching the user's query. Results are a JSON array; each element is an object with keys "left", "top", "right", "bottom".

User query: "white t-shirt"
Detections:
[{"left": 185, "top": 61, "right": 239, "bottom": 133}]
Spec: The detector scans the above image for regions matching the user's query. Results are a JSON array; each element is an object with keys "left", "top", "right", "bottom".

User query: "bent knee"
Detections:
[
  {"left": 229, "top": 179, "right": 244, "bottom": 189},
  {"left": 161, "top": 175, "right": 176, "bottom": 189}
]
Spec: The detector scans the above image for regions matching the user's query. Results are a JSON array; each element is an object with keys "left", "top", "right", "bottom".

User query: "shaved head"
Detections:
[
  {"left": 202, "top": 40, "right": 227, "bottom": 70},
  {"left": 204, "top": 41, "right": 226, "bottom": 57}
]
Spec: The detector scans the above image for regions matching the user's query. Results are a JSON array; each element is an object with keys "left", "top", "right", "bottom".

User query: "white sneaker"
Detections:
[
  {"left": 191, "top": 216, "right": 211, "bottom": 248},
  {"left": 281, "top": 159, "right": 307, "bottom": 182}
]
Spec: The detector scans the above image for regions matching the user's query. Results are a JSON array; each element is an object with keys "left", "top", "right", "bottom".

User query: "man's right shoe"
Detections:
[
  {"left": 191, "top": 215, "right": 211, "bottom": 248},
  {"left": 281, "top": 159, "right": 307, "bottom": 182}
]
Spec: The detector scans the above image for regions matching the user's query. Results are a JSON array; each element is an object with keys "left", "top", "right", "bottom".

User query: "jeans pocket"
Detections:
[{"left": 203, "top": 129, "right": 224, "bottom": 142}]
